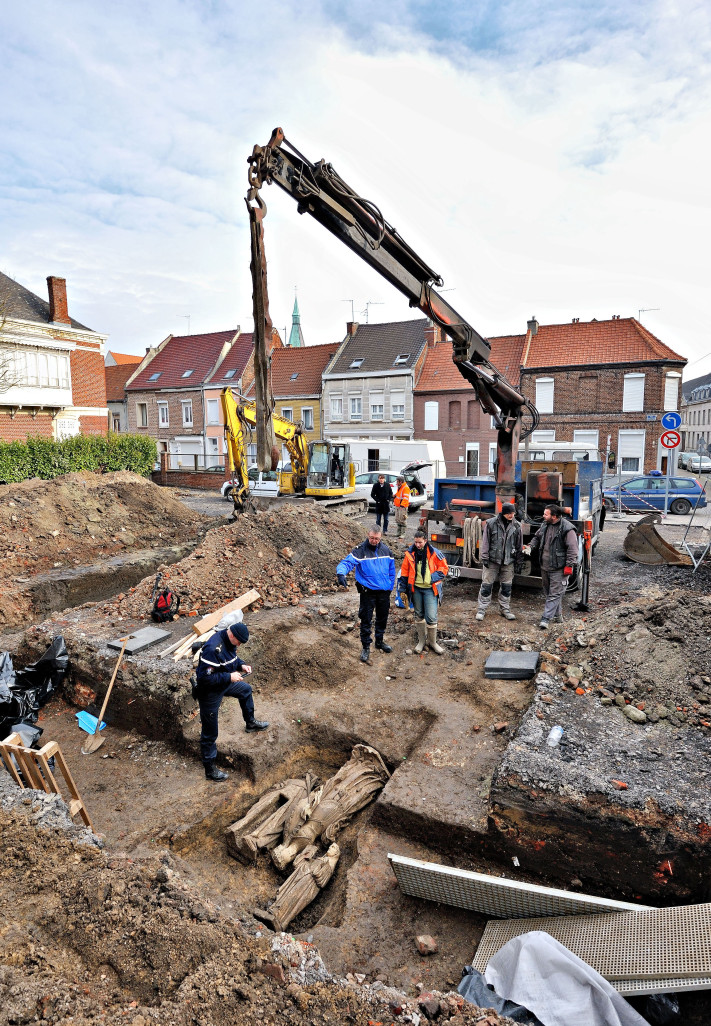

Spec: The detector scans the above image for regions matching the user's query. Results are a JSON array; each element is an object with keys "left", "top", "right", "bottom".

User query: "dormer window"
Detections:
[
  {"left": 224, "top": 369, "right": 236, "bottom": 379},
  {"left": 349, "top": 358, "right": 364, "bottom": 369},
  {"left": 393, "top": 353, "right": 410, "bottom": 366},
  {"left": 181, "top": 369, "right": 194, "bottom": 378},
  {"left": 148, "top": 372, "right": 162, "bottom": 381},
  {"left": 290, "top": 372, "right": 299, "bottom": 380}
]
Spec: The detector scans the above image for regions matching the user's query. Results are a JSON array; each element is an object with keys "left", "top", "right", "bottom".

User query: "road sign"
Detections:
[
  {"left": 661, "top": 411, "right": 682, "bottom": 430},
  {"left": 661, "top": 429, "right": 681, "bottom": 449}
]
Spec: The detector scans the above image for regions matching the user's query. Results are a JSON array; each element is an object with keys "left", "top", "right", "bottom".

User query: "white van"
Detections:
[{"left": 328, "top": 439, "right": 446, "bottom": 491}]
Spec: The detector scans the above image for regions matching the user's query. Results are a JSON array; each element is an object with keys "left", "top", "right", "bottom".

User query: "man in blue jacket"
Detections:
[
  {"left": 195, "top": 619, "right": 269, "bottom": 781},
  {"left": 336, "top": 526, "right": 396, "bottom": 663}
]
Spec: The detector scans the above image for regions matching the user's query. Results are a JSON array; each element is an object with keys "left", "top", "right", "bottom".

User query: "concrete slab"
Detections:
[
  {"left": 108, "top": 627, "right": 170, "bottom": 653},
  {"left": 484, "top": 650, "right": 540, "bottom": 679}
]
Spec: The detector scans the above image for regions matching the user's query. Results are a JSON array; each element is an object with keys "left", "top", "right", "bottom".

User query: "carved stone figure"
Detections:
[
  {"left": 225, "top": 774, "right": 319, "bottom": 863},
  {"left": 255, "top": 842, "right": 340, "bottom": 932}
]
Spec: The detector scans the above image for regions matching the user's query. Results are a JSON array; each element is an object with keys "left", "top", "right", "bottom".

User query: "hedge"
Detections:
[{"left": 0, "top": 433, "right": 157, "bottom": 483}]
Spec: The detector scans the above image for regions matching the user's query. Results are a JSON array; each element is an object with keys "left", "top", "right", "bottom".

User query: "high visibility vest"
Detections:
[{"left": 394, "top": 482, "right": 410, "bottom": 509}]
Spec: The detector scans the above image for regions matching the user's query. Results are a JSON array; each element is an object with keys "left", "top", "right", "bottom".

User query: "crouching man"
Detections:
[{"left": 195, "top": 617, "right": 269, "bottom": 781}]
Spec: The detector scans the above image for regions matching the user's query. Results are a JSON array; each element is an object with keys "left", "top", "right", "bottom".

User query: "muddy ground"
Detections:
[{"left": 1, "top": 477, "right": 710, "bottom": 1025}]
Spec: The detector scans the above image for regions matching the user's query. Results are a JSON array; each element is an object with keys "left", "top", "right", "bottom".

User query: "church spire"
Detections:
[{"left": 288, "top": 293, "right": 305, "bottom": 348}]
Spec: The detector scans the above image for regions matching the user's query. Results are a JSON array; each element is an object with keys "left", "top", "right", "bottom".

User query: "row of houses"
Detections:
[{"left": 0, "top": 271, "right": 690, "bottom": 477}]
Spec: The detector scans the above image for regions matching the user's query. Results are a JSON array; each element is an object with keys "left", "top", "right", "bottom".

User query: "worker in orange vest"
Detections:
[{"left": 393, "top": 475, "right": 411, "bottom": 538}]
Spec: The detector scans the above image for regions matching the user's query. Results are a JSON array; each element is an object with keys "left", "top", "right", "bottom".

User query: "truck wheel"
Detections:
[{"left": 670, "top": 498, "right": 691, "bottom": 515}]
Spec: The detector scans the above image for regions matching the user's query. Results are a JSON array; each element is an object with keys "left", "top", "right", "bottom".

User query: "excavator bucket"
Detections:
[{"left": 623, "top": 514, "right": 693, "bottom": 566}]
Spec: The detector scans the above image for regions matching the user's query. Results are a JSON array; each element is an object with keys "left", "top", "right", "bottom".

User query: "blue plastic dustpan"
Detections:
[{"left": 76, "top": 710, "right": 106, "bottom": 734}]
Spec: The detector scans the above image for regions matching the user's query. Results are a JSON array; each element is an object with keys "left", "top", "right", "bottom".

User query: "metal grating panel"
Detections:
[
  {"left": 473, "top": 903, "right": 711, "bottom": 981},
  {"left": 388, "top": 854, "right": 652, "bottom": 919}
]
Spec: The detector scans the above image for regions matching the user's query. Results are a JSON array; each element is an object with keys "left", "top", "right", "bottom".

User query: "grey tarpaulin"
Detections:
[{"left": 484, "top": 932, "right": 650, "bottom": 1026}]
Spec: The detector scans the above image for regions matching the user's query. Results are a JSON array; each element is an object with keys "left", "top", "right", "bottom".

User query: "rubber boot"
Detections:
[
  {"left": 427, "top": 624, "right": 445, "bottom": 655},
  {"left": 204, "top": 761, "right": 228, "bottom": 781},
  {"left": 414, "top": 620, "right": 427, "bottom": 655}
]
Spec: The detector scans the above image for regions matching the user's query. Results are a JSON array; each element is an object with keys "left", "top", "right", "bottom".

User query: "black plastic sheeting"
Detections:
[
  {"left": 0, "top": 637, "right": 68, "bottom": 742},
  {"left": 458, "top": 966, "right": 543, "bottom": 1025}
]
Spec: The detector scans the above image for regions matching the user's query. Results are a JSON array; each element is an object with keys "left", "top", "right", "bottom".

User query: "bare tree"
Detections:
[{"left": 0, "top": 299, "right": 21, "bottom": 394}]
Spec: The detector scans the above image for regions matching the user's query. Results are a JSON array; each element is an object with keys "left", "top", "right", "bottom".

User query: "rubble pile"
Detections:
[
  {"left": 0, "top": 796, "right": 510, "bottom": 1026},
  {"left": 534, "top": 589, "right": 711, "bottom": 731},
  {"left": 108, "top": 505, "right": 365, "bottom": 620}
]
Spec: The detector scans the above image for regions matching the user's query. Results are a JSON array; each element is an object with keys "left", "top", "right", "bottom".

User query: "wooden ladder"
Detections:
[{"left": 0, "top": 732, "right": 94, "bottom": 831}]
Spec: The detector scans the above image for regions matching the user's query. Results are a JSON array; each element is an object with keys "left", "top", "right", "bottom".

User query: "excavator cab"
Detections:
[{"left": 306, "top": 442, "right": 355, "bottom": 496}]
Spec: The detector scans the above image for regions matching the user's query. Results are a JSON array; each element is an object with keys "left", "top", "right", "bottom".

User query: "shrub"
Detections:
[{"left": 0, "top": 433, "right": 157, "bottom": 483}]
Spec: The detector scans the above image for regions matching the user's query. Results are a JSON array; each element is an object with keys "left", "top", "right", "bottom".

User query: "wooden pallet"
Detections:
[{"left": 0, "top": 732, "right": 94, "bottom": 831}]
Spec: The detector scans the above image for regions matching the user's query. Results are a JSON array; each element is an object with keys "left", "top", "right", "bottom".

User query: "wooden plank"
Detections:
[
  {"left": 53, "top": 748, "right": 94, "bottom": 831},
  {"left": 158, "top": 634, "right": 192, "bottom": 658},
  {"left": 0, "top": 735, "right": 24, "bottom": 787},
  {"left": 191, "top": 589, "right": 260, "bottom": 637},
  {"left": 15, "top": 748, "right": 45, "bottom": 791}
]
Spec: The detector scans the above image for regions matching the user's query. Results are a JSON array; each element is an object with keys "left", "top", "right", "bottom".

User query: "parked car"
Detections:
[
  {"left": 677, "top": 451, "right": 695, "bottom": 469},
  {"left": 353, "top": 461, "right": 430, "bottom": 511},
  {"left": 687, "top": 454, "right": 711, "bottom": 474},
  {"left": 603, "top": 475, "right": 707, "bottom": 515},
  {"left": 221, "top": 463, "right": 289, "bottom": 501}
]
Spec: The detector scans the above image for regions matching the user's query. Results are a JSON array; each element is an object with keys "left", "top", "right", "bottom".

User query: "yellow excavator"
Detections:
[{"left": 221, "top": 388, "right": 361, "bottom": 512}]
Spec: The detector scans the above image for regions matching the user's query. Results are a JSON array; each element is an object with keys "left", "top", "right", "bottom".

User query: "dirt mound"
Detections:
[
  {"left": 0, "top": 473, "right": 208, "bottom": 586},
  {"left": 111, "top": 505, "right": 366, "bottom": 621},
  {"left": 0, "top": 798, "right": 507, "bottom": 1026}
]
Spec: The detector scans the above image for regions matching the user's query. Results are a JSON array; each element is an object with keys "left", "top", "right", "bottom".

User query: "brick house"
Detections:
[
  {"left": 126, "top": 329, "right": 253, "bottom": 468},
  {"left": 321, "top": 319, "right": 429, "bottom": 443},
  {"left": 519, "top": 317, "right": 686, "bottom": 474},
  {"left": 681, "top": 370, "right": 711, "bottom": 454},
  {"left": 414, "top": 331, "right": 526, "bottom": 476},
  {"left": 0, "top": 272, "right": 108, "bottom": 441},
  {"left": 104, "top": 353, "right": 141, "bottom": 432},
  {"left": 244, "top": 341, "right": 340, "bottom": 462}
]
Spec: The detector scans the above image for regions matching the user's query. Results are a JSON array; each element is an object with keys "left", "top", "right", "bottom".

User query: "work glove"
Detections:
[
  {"left": 337, "top": 574, "right": 348, "bottom": 588},
  {"left": 430, "top": 571, "right": 444, "bottom": 583},
  {"left": 397, "top": 576, "right": 409, "bottom": 593},
  {"left": 514, "top": 559, "right": 523, "bottom": 575},
  {"left": 563, "top": 566, "right": 573, "bottom": 576}
]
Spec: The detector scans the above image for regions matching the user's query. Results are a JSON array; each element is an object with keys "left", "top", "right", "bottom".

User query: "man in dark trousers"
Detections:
[
  {"left": 370, "top": 473, "right": 394, "bottom": 535},
  {"left": 528, "top": 503, "right": 579, "bottom": 629},
  {"left": 475, "top": 502, "right": 523, "bottom": 621},
  {"left": 195, "top": 618, "right": 269, "bottom": 780},
  {"left": 336, "top": 526, "right": 396, "bottom": 663}
]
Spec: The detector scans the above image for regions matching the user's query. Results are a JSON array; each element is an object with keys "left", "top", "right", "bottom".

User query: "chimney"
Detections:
[
  {"left": 527, "top": 316, "right": 538, "bottom": 336},
  {"left": 47, "top": 276, "right": 70, "bottom": 324},
  {"left": 425, "top": 322, "right": 440, "bottom": 348},
  {"left": 346, "top": 321, "right": 359, "bottom": 336}
]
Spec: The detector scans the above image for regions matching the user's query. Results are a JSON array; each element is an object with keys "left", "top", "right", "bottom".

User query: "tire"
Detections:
[
  {"left": 603, "top": 497, "right": 615, "bottom": 512},
  {"left": 223, "top": 487, "right": 234, "bottom": 502},
  {"left": 670, "top": 498, "right": 691, "bottom": 515}
]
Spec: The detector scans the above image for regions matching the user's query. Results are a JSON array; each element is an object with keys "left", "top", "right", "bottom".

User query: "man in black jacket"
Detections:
[
  {"left": 370, "top": 474, "right": 394, "bottom": 535},
  {"left": 195, "top": 620, "right": 269, "bottom": 780},
  {"left": 528, "top": 504, "right": 579, "bottom": 629}
]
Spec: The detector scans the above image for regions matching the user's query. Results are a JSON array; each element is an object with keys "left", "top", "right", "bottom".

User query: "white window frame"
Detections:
[
  {"left": 535, "top": 377, "right": 554, "bottom": 414},
  {"left": 391, "top": 391, "right": 405, "bottom": 420},
  {"left": 137, "top": 402, "right": 148, "bottom": 427},
  {"left": 393, "top": 353, "right": 410, "bottom": 366},
  {"left": 424, "top": 400, "right": 439, "bottom": 431},
  {"left": 573, "top": 429, "right": 599, "bottom": 447},
  {"left": 158, "top": 401, "right": 169, "bottom": 427},
  {"left": 349, "top": 358, "right": 364, "bottom": 369},
  {"left": 281, "top": 407, "right": 293, "bottom": 422},
  {"left": 465, "top": 441, "right": 480, "bottom": 476},
  {"left": 622, "top": 373, "right": 645, "bottom": 413},
  {"left": 349, "top": 396, "right": 362, "bottom": 421},
  {"left": 301, "top": 406, "right": 314, "bottom": 431},
  {"left": 488, "top": 442, "right": 497, "bottom": 475},
  {"left": 181, "top": 400, "right": 193, "bottom": 427},
  {"left": 112, "top": 414, "right": 121, "bottom": 432},
  {"left": 618, "top": 429, "right": 645, "bottom": 473},
  {"left": 370, "top": 392, "right": 384, "bottom": 421},
  {"left": 330, "top": 395, "right": 343, "bottom": 420},
  {"left": 664, "top": 373, "right": 681, "bottom": 412},
  {"left": 206, "top": 398, "right": 220, "bottom": 425}
]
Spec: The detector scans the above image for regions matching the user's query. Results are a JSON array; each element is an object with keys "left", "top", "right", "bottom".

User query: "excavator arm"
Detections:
[{"left": 246, "top": 128, "right": 539, "bottom": 502}]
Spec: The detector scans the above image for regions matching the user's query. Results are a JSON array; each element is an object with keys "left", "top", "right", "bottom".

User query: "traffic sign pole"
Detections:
[{"left": 660, "top": 425, "right": 682, "bottom": 516}]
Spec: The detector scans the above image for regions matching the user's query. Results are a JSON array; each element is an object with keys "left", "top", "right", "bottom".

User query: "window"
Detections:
[
  {"left": 618, "top": 429, "right": 645, "bottom": 472},
  {"left": 488, "top": 443, "right": 497, "bottom": 474},
  {"left": 224, "top": 369, "right": 236, "bottom": 380},
  {"left": 622, "top": 373, "right": 645, "bottom": 413},
  {"left": 391, "top": 391, "right": 405, "bottom": 420},
  {"left": 301, "top": 407, "right": 314, "bottom": 431},
  {"left": 535, "top": 377, "right": 554, "bottom": 414},
  {"left": 181, "top": 369, "right": 194, "bottom": 378},
  {"left": 349, "top": 358, "right": 364, "bottom": 369},
  {"left": 424, "top": 401, "right": 439, "bottom": 431},
  {"left": 573, "top": 429, "right": 599, "bottom": 448},
  {"left": 182, "top": 400, "right": 193, "bottom": 427},
  {"left": 393, "top": 353, "right": 410, "bottom": 366},
  {"left": 207, "top": 437, "right": 220, "bottom": 466},
  {"left": 206, "top": 398, "right": 220, "bottom": 425},
  {"left": 38, "top": 353, "right": 48, "bottom": 386},
  {"left": 350, "top": 396, "right": 362, "bottom": 420},
  {"left": 367, "top": 449, "right": 380, "bottom": 472},
  {"left": 158, "top": 402, "right": 169, "bottom": 427},
  {"left": 330, "top": 395, "right": 343, "bottom": 420},
  {"left": 448, "top": 400, "right": 461, "bottom": 430},
  {"left": 290, "top": 372, "right": 299, "bottom": 381},
  {"left": 465, "top": 442, "right": 479, "bottom": 476},
  {"left": 112, "top": 415, "right": 121, "bottom": 432},
  {"left": 664, "top": 373, "right": 681, "bottom": 411},
  {"left": 530, "top": 429, "right": 555, "bottom": 444},
  {"left": 137, "top": 403, "right": 148, "bottom": 427},
  {"left": 370, "top": 392, "right": 384, "bottom": 421},
  {"left": 59, "top": 354, "right": 70, "bottom": 389},
  {"left": 48, "top": 354, "right": 59, "bottom": 387},
  {"left": 148, "top": 372, "right": 161, "bottom": 381},
  {"left": 281, "top": 407, "right": 293, "bottom": 422}
]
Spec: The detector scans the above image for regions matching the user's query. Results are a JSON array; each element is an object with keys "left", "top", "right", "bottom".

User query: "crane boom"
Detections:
[{"left": 246, "top": 127, "right": 538, "bottom": 502}]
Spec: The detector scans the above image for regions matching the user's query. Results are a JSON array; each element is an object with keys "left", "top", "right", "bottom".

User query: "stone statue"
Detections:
[
  {"left": 255, "top": 842, "right": 340, "bottom": 932},
  {"left": 225, "top": 774, "right": 319, "bottom": 863}
]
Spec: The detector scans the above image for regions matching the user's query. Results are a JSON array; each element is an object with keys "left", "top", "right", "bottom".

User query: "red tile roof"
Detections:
[
  {"left": 415, "top": 335, "right": 526, "bottom": 392},
  {"left": 107, "top": 351, "right": 142, "bottom": 365},
  {"left": 105, "top": 363, "right": 140, "bottom": 402},
  {"left": 522, "top": 318, "right": 686, "bottom": 369},
  {"left": 208, "top": 332, "right": 254, "bottom": 386},
  {"left": 245, "top": 343, "right": 340, "bottom": 398},
  {"left": 127, "top": 330, "right": 239, "bottom": 391}
]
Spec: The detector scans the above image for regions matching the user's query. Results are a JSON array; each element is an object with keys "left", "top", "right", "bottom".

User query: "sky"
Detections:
[{"left": 2, "top": 0, "right": 710, "bottom": 378}]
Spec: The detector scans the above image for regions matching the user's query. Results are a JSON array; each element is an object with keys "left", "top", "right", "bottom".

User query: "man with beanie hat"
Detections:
[
  {"left": 195, "top": 618, "right": 269, "bottom": 780},
  {"left": 475, "top": 502, "right": 523, "bottom": 621}
]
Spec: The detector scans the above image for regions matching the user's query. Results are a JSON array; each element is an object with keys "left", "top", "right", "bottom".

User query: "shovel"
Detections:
[{"left": 81, "top": 637, "right": 128, "bottom": 755}]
